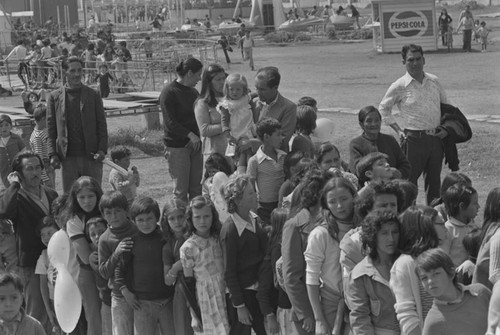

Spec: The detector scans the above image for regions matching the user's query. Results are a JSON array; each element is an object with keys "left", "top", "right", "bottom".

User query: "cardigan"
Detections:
[
  {"left": 220, "top": 215, "right": 268, "bottom": 307},
  {"left": 390, "top": 254, "right": 423, "bottom": 335},
  {"left": 349, "top": 132, "right": 411, "bottom": 179}
]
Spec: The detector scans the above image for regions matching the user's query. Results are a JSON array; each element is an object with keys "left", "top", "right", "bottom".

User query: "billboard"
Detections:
[{"left": 382, "top": 10, "right": 434, "bottom": 39}]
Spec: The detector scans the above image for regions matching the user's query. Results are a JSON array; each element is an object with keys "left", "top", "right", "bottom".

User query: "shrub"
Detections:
[
  {"left": 326, "top": 26, "right": 337, "bottom": 40},
  {"left": 294, "top": 32, "right": 312, "bottom": 42}
]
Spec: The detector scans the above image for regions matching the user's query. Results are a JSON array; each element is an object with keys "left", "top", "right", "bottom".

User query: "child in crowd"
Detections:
[
  {"left": 447, "top": 25, "right": 454, "bottom": 52},
  {"left": 30, "top": 105, "right": 55, "bottom": 189},
  {"left": 256, "top": 208, "right": 291, "bottom": 334},
  {"left": 297, "top": 96, "right": 318, "bottom": 112},
  {"left": 278, "top": 151, "right": 305, "bottom": 208},
  {"left": 0, "top": 114, "right": 26, "bottom": 189},
  {"left": 217, "top": 34, "right": 232, "bottom": 64},
  {"left": 65, "top": 176, "right": 103, "bottom": 335},
  {"left": 96, "top": 64, "right": 114, "bottom": 98},
  {"left": 290, "top": 105, "right": 317, "bottom": 158},
  {"left": 247, "top": 117, "right": 285, "bottom": 225},
  {"left": 86, "top": 216, "right": 112, "bottom": 335},
  {"left": 35, "top": 216, "right": 60, "bottom": 333},
  {"left": 356, "top": 152, "right": 394, "bottom": 197},
  {"left": 416, "top": 248, "right": 490, "bottom": 335},
  {"left": 443, "top": 183, "right": 480, "bottom": 266},
  {"left": 474, "top": 19, "right": 481, "bottom": 43},
  {"left": 432, "top": 172, "right": 472, "bottom": 221},
  {"left": 456, "top": 228, "right": 481, "bottom": 285},
  {"left": 478, "top": 21, "right": 489, "bottom": 52},
  {"left": 161, "top": 199, "right": 193, "bottom": 335},
  {"left": 241, "top": 30, "right": 255, "bottom": 70},
  {"left": 202, "top": 152, "right": 233, "bottom": 198},
  {"left": 393, "top": 178, "right": 418, "bottom": 212},
  {"left": 21, "top": 90, "right": 43, "bottom": 115},
  {"left": 316, "top": 142, "right": 358, "bottom": 191},
  {"left": 220, "top": 175, "right": 268, "bottom": 335},
  {"left": 0, "top": 272, "right": 46, "bottom": 334},
  {"left": 98, "top": 191, "right": 138, "bottom": 335},
  {"left": 82, "top": 43, "right": 97, "bottom": 84},
  {"left": 139, "top": 36, "right": 153, "bottom": 59},
  {"left": 218, "top": 73, "right": 255, "bottom": 172},
  {"left": 115, "top": 197, "right": 174, "bottom": 335},
  {"left": 108, "top": 146, "right": 140, "bottom": 206},
  {"left": 180, "top": 196, "right": 229, "bottom": 334}
]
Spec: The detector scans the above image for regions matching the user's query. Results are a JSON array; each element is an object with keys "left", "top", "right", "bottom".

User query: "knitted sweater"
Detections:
[
  {"left": 98, "top": 220, "right": 138, "bottom": 296},
  {"left": 422, "top": 284, "right": 490, "bottom": 335}
]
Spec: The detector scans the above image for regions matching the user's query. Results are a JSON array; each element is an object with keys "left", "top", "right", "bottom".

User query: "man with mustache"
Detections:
[{"left": 0, "top": 151, "right": 58, "bottom": 326}]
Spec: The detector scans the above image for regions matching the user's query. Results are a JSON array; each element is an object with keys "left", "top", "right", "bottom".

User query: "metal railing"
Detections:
[{"left": 1, "top": 38, "right": 219, "bottom": 92}]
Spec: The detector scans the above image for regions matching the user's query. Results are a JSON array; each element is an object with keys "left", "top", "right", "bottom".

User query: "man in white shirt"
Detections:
[
  {"left": 4, "top": 40, "right": 28, "bottom": 88},
  {"left": 379, "top": 44, "right": 449, "bottom": 205}
]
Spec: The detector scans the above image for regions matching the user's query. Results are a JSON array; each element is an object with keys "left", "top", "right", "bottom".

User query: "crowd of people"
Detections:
[{"left": 0, "top": 41, "right": 496, "bottom": 335}]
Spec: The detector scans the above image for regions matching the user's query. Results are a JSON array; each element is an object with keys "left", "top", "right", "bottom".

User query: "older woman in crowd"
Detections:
[
  {"left": 194, "top": 63, "right": 229, "bottom": 165},
  {"left": 349, "top": 106, "right": 411, "bottom": 180}
]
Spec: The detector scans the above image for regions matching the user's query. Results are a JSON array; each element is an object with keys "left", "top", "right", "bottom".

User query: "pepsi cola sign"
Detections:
[{"left": 383, "top": 10, "right": 434, "bottom": 39}]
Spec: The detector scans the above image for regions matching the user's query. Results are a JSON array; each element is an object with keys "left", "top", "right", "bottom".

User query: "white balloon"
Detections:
[
  {"left": 211, "top": 172, "right": 230, "bottom": 223},
  {"left": 47, "top": 230, "right": 71, "bottom": 268},
  {"left": 313, "top": 118, "right": 336, "bottom": 142},
  {"left": 54, "top": 267, "right": 82, "bottom": 333}
]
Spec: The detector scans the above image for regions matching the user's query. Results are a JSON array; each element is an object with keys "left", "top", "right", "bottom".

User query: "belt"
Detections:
[{"left": 404, "top": 129, "right": 436, "bottom": 137}]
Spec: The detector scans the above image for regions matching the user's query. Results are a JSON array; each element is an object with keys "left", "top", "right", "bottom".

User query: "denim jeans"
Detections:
[
  {"left": 61, "top": 155, "right": 103, "bottom": 193},
  {"left": 111, "top": 295, "right": 133, "bottom": 335},
  {"left": 101, "top": 303, "right": 112, "bottom": 335},
  {"left": 78, "top": 266, "right": 102, "bottom": 335},
  {"left": 165, "top": 146, "right": 203, "bottom": 203},
  {"left": 134, "top": 298, "right": 174, "bottom": 335}
]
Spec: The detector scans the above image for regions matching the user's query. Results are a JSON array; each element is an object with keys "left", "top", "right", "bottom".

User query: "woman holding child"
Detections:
[
  {"left": 349, "top": 106, "right": 411, "bottom": 180},
  {"left": 194, "top": 63, "right": 228, "bottom": 162}
]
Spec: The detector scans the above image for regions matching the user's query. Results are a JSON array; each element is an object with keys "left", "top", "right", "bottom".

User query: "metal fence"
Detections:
[{"left": 1, "top": 38, "right": 219, "bottom": 92}]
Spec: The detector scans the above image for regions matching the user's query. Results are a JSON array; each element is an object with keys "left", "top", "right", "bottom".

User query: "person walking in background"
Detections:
[
  {"left": 241, "top": 31, "right": 255, "bottom": 71},
  {"left": 456, "top": 12, "right": 474, "bottom": 52},
  {"left": 438, "top": 9, "right": 453, "bottom": 47}
]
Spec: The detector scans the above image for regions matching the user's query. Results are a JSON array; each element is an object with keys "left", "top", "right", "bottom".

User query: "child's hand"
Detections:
[
  {"left": 115, "top": 237, "right": 134, "bottom": 255},
  {"left": 266, "top": 314, "right": 280, "bottom": 334},
  {"left": 191, "top": 315, "right": 203, "bottom": 332},
  {"left": 122, "top": 288, "right": 141, "bottom": 310}
]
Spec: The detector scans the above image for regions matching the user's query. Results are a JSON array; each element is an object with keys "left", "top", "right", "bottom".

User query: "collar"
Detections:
[
  {"left": 448, "top": 216, "right": 467, "bottom": 227},
  {"left": 255, "top": 146, "right": 286, "bottom": 164},
  {"left": 351, "top": 256, "right": 390, "bottom": 286},
  {"left": 402, "top": 71, "right": 428, "bottom": 87},
  {"left": 231, "top": 212, "right": 257, "bottom": 236},
  {"left": 434, "top": 284, "right": 477, "bottom": 305},
  {"left": 259, "top": 92, "right": 280, "bottom": 108},
  {"left": 0, "top": 136, "right": 11, "bottom": 147}
]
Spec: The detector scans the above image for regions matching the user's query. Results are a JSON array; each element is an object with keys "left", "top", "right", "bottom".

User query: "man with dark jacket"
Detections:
[
  {"left": 47, "top": 56, "right": 108, "bottom": 192},
  {"left": 0, "top": 151, "right": 58, "bottom": 325}
]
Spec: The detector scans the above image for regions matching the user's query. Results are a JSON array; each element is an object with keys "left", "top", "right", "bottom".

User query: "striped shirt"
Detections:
[
  {"left": 379, "top": 72, "right": 448, "bottom": 130},
  {"left": 29, "top": 128, "right": 49, "bottom": 182},
  {"left": 247, "top": 146, "right": 285, "bottom": 203}
]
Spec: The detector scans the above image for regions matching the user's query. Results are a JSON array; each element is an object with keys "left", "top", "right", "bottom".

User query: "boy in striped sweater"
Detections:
[{"left": 29, "top": 105, "right": 55, "bottom": 189}]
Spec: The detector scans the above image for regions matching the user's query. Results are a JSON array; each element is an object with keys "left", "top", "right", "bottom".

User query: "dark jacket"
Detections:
[
  {"left": 0, "top": 182, "right": 58, "bottom": 267},
  {"left": 438, "top": 103, "right": 472, "bottom": 171},
  {"left": 47, "top": 85, "right": 108, "bottom": 160}
]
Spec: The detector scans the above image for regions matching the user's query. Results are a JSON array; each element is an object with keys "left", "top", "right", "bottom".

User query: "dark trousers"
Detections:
[
  {"left": 17, "top": 62, "right": 30, "bottom": 86},
  {"left": 222, "top": 49, "right": 231, "bottom": 64},
  {"left": 404, "top": 132, "right": 443, "bottom": 205},
  {"left": 227, "top": 290, "right": 266, "bottom": 335},
  {"left": 463, "top": 29, "right": 472, "bottom": 51}
]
